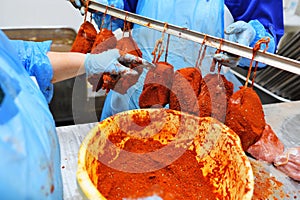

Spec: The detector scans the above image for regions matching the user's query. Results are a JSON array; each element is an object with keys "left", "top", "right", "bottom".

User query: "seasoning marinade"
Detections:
[{"left": 88, "top": 129, "right": 221, "bottom": 200}]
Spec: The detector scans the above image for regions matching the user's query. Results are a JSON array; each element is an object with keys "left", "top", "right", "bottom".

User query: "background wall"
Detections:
[
  {"left": 0, "top": 0, "right": 83, "bottom": 31},
  {"left": 2, "top": 0, "right": 300, "bottom": 32}
]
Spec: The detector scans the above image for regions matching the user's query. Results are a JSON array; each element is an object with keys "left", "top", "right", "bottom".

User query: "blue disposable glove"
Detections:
[
  {"left": 213, "top": 21, "right": 255, "bottom": 68},
  {"left": 239, "top": 20, "right": 275, "bottom": 68},
  {"left": 214, "top": 20, "right": 275, "bottom": 68},
  {"left": 84, "top": 49, "right": 140, "bottom": 77},
  {"left": 225, "top": 21, "right": 256, "bottom": 47}
]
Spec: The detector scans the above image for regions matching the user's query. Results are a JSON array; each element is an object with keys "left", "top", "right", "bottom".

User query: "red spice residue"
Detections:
[
  {"left": 250, "top": 159, "right": 294, "bottom": 200},
  {"left": 50, "top": 184, "right": 55, "bottom": 194},
  {"left": 132, "top": 112, "right": 151, "bottom": 127}
]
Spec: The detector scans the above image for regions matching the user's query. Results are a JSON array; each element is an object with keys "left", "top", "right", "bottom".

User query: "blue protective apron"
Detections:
[{"left": 0, "top": 30, "right": 62, "bottom": 199}]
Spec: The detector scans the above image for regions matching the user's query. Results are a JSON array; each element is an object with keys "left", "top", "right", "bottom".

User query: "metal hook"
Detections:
[
  {"left": 84, "top": 0, "right": 91, "bottom": 22},
  {"left": 245, "top": 37, "right": 271, "bottom": 88},
  {"left": 99, "top": 6, "right": 109, "bottom": 31}
]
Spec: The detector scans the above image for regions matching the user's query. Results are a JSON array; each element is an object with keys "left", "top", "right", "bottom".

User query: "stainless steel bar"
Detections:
[{"left": 88, "top": 0, "right": 300, "bottom": 75}]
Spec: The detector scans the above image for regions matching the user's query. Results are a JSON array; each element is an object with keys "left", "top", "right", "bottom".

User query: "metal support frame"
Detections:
[{"left": 87, "top": 0, "right": 300, "bottom": 75}]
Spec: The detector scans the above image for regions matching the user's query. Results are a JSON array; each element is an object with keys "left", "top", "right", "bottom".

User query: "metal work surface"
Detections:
[
  {"left": 86, "top": 0, "right": 300, "bottom": 75},
  {"left": 57, "top": 101, "right": 300, "bottom": 200}
]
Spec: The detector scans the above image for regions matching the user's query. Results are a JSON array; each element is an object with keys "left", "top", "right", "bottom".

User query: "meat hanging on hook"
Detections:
[
  {"left": 70, "top": 0, "right": 97, "bottom": 53},
  {"left": 91, "top": 6, "right": 117, "bottom": 54},
  {"left": 195, "top": 34, "right": 208, "bottom": 69},
  {"left": 139, "top": 23, "right": 175, "bottom": 109},
  {"left": 151, "top": 23, "right": 168, "bottom": 63},
  {"left": 116, "top": 12, "right": 143, "bottom": 58},
  {"left": 225, "top": 38, "right": 271, "bottom": 151},
  {"left": 246, "top": 37, "right": 270, "bottom": 88},
  {"left": 210, "top": 38, "right": 224, "bottom": 73}
]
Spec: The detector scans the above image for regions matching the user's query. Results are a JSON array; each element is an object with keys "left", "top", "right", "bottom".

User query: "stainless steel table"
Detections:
[{"left": 57, "top": 101, "right": 300, "bottom": 200}]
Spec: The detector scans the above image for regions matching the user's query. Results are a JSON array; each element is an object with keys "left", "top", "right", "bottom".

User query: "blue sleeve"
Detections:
[
  {"left": 9, "top": 40, "right": 54, "bottom": 103},
  {"left": 123, "top": 0, "right": 138, "bottom": 13},
  {"left": 225, "top": 0, "right": 284, "bottom": 47}
]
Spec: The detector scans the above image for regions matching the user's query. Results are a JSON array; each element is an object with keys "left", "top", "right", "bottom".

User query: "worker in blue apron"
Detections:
[
  {"left": 0, "top": 28, "right": 137, "bottom": 199},
  {"left": 72, "top": 0, "right": 284, "bottom": 121}
]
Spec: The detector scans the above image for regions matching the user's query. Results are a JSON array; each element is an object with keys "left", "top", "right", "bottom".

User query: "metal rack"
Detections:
[{"left": 87, "top": 0, "right": 300, "bottom": 75}]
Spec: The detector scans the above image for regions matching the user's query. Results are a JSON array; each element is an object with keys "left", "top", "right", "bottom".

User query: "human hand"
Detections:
[
  {"left": 118, "top": 53, "right": 155, "bottom": 71},
  {"left": 213, "top": 52, "right": 241, "bottom": 68},
  {"left": 69, "top": 0, "right": 86, "bottom": 14},
  {"left": 215, "top": 20, "right": 276, "bottom": 68},
  {"left": 225, "top": 21, "right": 256, "bottom": 47},
  {"left": 213, "top": 21, "right": 256, "bottom": 68},
  {"left": 84, "top": 49, "right": 138, "bottom": 77},
  {"left": 274, "top": 147, "right": 300, "bottom": 181}
]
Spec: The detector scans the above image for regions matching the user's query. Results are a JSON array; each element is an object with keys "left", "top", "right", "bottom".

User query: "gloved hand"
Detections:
[
  {"left": 225, "top": 21, "right": 256, "bottom": 47},
  {"left": 84, "top": 49, "right": 139, "bottom": 77},
  {"left": 213, "top": 21, "right": 255, "bottom": 68},
  {"left": 69, "top": 0, "right": 86, "bottom": 14},
  {"left": 214, "top": 20, "right": 276, "bottom": 68}
]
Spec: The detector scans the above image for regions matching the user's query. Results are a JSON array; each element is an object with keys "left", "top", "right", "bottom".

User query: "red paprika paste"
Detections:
[{"left": 87, "top": 130, "right": 221, "bottom": 200}]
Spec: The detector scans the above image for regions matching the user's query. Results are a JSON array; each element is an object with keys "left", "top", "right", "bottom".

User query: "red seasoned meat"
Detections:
[
  {"left": 169, "top": 67, "right": 202, "bottom": 116},
  {"left": 139, "top": 62, "right": 174, "bottom": 108},
  {"left": 116, "top": 36, "right": 142, "bottom": 58},
  {"left": 91, "top": 28, "right": 117, "bottom": 54},
  {"left": 71, "top": 21, "right": 97, "bottom": 53},
  {"left": 198, "top": 74, "right": 233, "bottom": 123},
  {"left": 225, "top": 87, "right": 266, "bottom": 151}
]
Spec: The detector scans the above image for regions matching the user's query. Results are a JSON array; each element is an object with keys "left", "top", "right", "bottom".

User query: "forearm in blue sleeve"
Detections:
[{"left": 9, "top": 40, "right": 54, "bottom": 103}]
